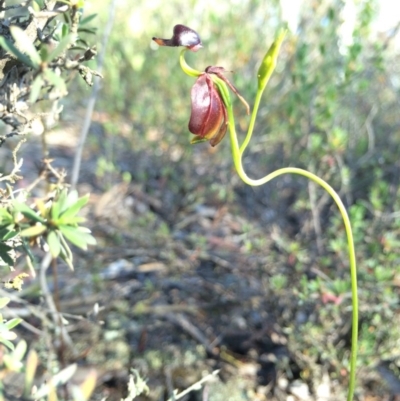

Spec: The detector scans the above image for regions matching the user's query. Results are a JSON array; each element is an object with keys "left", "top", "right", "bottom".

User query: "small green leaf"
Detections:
[
  {"left": 39, "top": 46, "right": 49, "bottom": 61},
  {"left": 80, "top": 14, "right": 98, "bottom": 25},
  {"left": 10, "top": 26, "right": 41, "bottom": 67},
  {"left": 58, "top": 194, "right": 89, "bottom": 222},
  {"left": 13, "top": 339, "right": 27, "bottom": 361},
  {"left": 3, "top": 230, "right": 18, "bottom": 241},
  {"left": 65, "top": 216, "right": 86, "bottom": 225},
  {"left": 59, "top": 246, "right": 74, "bottom": 270},
  {"left": 51, "top": 199, "right": 61, "bottom": 221},
  {"left": 0, "top": 298, "right": 10, "bottom": 309},
  {"left": 5, "top": 318, "right": 22, "bottom": 330},
  {"left": 61, "top": 23, "right": 70, "bottom": 38},
  {"left": 56, "top": 190, "right": 68, "bottom": 214},
  {"left": 34, "top": 364, "right": 77, "bottom": 399},
  {"left": 47, "top": 34, "right": 74, "bottom": 62},
  {"left": 29, "top": 75, "right": 44, "bottom": 103},
  {"left": 47, "top": 231, "right": 61, "bottom": 258},
  {"left": 0, "top": 208, "right": 13, "bottom": 223},
  {"left": 24, "top": 350, "right": 39, "bottom": 398},
  {"left": 34, "top": 0, "right": 45, "bottom": 8},
  {"left": 0, "top": 337, "right": 15, "bottom": 350},
  {"left": 44, "top": 70, "right": 67, "bottom": 94},
  {"left": 0, "top": 36, "right": 36, "bottom": 68},
  {"left": 0, "top": 243, "right": 14, "bottom": 266},
  {"left": 13, "top": 202, "right": 46, "bottom": 224},
  {"left": 59, "top": 225, "right": 96, "bottom": 250},
  {"left": 19, "top": 225, "right": 47, "bottom": 237},
  {"left": 65, "top": 190, "right": 79, "bottom": 209},
  {"left": 78, "top": 28, "right": 97, "bottom": 35}
]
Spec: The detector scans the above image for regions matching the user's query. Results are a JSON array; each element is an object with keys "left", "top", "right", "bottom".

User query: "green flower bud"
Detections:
[{"left": 257, "top": 29, "right": 287, "bottom": 91}]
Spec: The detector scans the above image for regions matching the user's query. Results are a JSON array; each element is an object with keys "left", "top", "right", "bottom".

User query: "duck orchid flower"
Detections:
[{"left": 152, "top": 25, "right": 249, "bottom": 146}]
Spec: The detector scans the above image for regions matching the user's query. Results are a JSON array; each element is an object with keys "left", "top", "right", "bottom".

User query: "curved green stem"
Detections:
[
  {"left": 228, "top": 111, "right": 358, "bottom": 401},
  {"left": 179, "top": 49, "right": 202, "bottom": 77},
  {"left": 179, "top": 33, "right": 358, "bottom": 401},
  {"left": 224, "top": 65, "right": 358, "bottom": 401}
]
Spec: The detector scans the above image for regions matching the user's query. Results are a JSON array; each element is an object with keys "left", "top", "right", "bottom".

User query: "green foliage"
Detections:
[
  {"left": 0, "top": 298, "right": 21, "bottom": 350},
  {"left": 0, "top": 189, "right": 96, "bottom": 270}
]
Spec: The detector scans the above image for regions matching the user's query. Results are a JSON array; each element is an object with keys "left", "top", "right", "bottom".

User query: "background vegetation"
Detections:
[{"left": 1, "top": 0, "right": 400, "bottom": 400}]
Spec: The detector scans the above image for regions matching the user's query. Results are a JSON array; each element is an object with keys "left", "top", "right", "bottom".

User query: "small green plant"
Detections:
[
  {"left": 0, "top": 188, "right": 96, "bottom": 270},
  {"left": 153, "top": 25, "right": 359, "bottom": 401}
]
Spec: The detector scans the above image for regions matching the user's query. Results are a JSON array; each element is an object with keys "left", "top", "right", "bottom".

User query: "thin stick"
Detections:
[
  {"left": 70, "top": 0, "right": 117, "bottom": 189},
  {"left": 166, "top": 370, "right": 219, "bottom": 401}
]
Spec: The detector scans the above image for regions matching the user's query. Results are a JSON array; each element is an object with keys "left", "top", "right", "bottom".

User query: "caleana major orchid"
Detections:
[{"left": 153, "top": 25, "right": 359, "bottom": 401}]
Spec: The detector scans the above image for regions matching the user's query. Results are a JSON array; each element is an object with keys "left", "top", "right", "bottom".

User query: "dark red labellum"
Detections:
[{"left": 188, "top": 73, "right": 227, "bottom": 147}]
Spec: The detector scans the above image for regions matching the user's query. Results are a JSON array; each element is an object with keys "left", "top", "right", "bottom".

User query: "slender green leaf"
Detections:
[
  {"left": 65, "top": 190, "right": 79, "bottom": 209},
  {"left": 0, "top": 337, "right": 15, "bottom": 350},
  {"left": 34, "top": 364, "right": 77, "bottom": 399},
  {"left": 34, "top": 0, "right": 45, "bottom": 8},
  {"left": 0, "top": 298, "right": 10, "bottom": 309},
  {"left": 0, "top": 36, "right": 36, "bottom": 68},
  {"left": 0, "top": 243, "right": 14, "bottom": 266},
  {"left": 47, "top": 34, "right": 74, "bottom": 62},
  {"left": 13, "top": 202, "right": 46, "bottom": 224},
  {"left": 55, "top": 189, "right": 68, "bottom": 214},
  {"left": 61, "top": 216, "right": 86, "bottom": 225},
  {"left": 51, "top": 199, "right": 61, "bottom": 221},
  {"left": 0, "top": 208, "right": 13, "bottom": 222},
  {"left": 39, "top": 45, "right": 49, "bottom": 61},
  {"left": 19, "top": 225, "right": 47, "bottom": 237},
  {"left": 14, "top": 339, "right": 27, "bottom": 361},
  {"left": 5, "top": 318, "right": 22, "bottom": 330},
  {"left": 44, "top": 69, "right": 67, "bottom": 94},
  {"left": 10, "top": 26, "right": 41, "bottom": 67},
  {"left": 59, "top": 194, "right": 89, "bottom": 222},
  {"left": 59, "top": 225, "right": 96, "bottom": 250},
  {"left": 47, "top": 231, "right": 61, "bottom": 258},
  {"left": 80, "top": 14, "right": 98, "bottom": 25},
  {"left": 24, "top": 350, "right": 39, "bottom": 398},
  {"left": 61, "top": 23, "right": 70, "bottom": 38},
  {"left": 2, "top": 230, "right": 18, "bottom": 241},
  {"left": 77, "top": 27, "right": 98, "bottom": 35},
  {"left": 29, "top": 75, "right": 44, "bottom": 103}
]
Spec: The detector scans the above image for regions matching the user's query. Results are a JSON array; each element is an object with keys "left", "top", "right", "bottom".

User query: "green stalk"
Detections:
[
  {"left": 180, "top": 30, "right": 359, "bottom": 400},
  {"left": 223, "top": 36, "right": 358, "bottom": 399},
  {"left": 226, "top": 95, "right": 358, "bottom": 401}
]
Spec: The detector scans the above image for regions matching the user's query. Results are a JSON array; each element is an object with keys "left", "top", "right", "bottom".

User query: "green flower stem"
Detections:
[
  {"left": 240, "top": 88, "right": 263, "bottom": 154},
  {"left": 227, "top": 101, "right": 358, "bottom": 401},
  {"left": 180, "top": 34, "right": 358, "bottom": 401},
  {"left": 179, "top": 49, "right": 202, "bottom": 77},
  {"left": 223, "top": 46, "right": 358, "bottom": 400}
]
